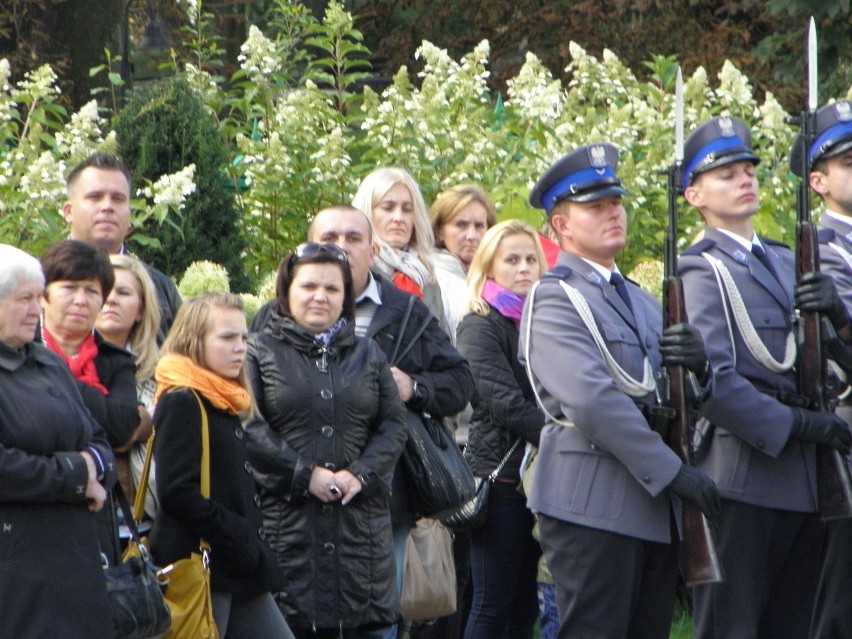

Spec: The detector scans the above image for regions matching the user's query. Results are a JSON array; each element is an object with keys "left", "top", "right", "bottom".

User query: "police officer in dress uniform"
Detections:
[
  {"left": 678, "top": 116, "right": 852, "bottom": 639},
  {"left": 791, "top": 100, "right": 852, "bottom": 639},
  {"left": 519, "top": 143, "right": 721, "bottom": 639}
]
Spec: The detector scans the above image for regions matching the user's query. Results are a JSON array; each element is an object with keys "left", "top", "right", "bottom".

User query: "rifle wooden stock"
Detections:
[
  {"left": 663, "top": 164, "right": 724, "bottom": 585},
  {"left": 796, "top": 218, "right": 852, "bottom": 519},
  {"left": 664, "top": 276, "right": 724, "bottom": 585}
]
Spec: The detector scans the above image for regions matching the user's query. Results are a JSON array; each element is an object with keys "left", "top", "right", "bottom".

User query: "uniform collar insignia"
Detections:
[
  {"left": 585, "top": 270, "right": 602, "bottom": 285},
  {"left": 732, "top": 248, "right": 748, "bottom": 264}
]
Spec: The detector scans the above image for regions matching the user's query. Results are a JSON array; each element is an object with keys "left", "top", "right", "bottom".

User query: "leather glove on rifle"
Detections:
[
  {"left": 795, "top": 272, "right": 850, "bottom": 332},
  {"left": 659, "top": 323, "right": 710, "bottom": 384},
  {"left": 668, "top": 464, "right": 721, "bottom": 520},
  {"left": 790, "top": 408, "right": 852, "bottom": 455}
]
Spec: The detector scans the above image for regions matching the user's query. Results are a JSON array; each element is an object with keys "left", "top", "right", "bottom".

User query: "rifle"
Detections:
[
  {"left": 662, "top": 67, "right": 724, "bottom": 585},
  {"left": 794, "top": 18, "right": 852, "bottom": 520}
]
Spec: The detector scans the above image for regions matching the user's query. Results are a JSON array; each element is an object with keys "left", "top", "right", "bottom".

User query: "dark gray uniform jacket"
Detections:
[
  {"left": 679, "top": 228, "right": 817, "bottom": 512},
  {"left": 244, "top": 313, "right": 408, "bottom": 631},
  {"left": 520, "top": 252, "right": 683, "bottom": 543}
]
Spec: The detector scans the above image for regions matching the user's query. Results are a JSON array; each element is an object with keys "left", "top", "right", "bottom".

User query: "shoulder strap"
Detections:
[
  {"left": 390, "top": 295, "right": 433, "bottom": 367},
  {"left": 389, "top": 295, "right": 417, "bottom": 366},
  {"left": 189, "top": 388, "right": 212, "bottom": 552},
  {"left": 131, "top": 431, "right": 157, "bottom": 522}
]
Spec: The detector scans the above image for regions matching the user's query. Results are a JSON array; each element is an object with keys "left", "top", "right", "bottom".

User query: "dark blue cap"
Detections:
[
  {"left": 790, "top": 100, "right": 852, "bottom": 176},
  {"left": 683, "top": 116, "right": 760, "bottom": 188},
  {"left": 529, "top": 143, "right": 629, "bottom": 213}
]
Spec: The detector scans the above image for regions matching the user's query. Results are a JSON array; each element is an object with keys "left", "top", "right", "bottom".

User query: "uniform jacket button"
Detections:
[
  {"left": 244, "top": 461, "right": 252, "bottom": 474},
  {"left": 321, "top": 426, "right": 334, "bottom": 438},
  {"left": 235, "top": 428, "right": 244, "bottom": 440},
  {"left": 323, "top": 542, "right": 335, "bottom": 554},
  {"left": 320, "top": 389, "right": 333, "bottom": 400},
  {"left": 642, "top": 474, "right": 651, "bottom": 483}
]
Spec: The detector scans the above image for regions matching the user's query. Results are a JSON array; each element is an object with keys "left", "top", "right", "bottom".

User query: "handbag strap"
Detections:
[
  {"left": 131, "top": 430, "right": 157, "bottom": 522},
  {"left": 389, "top": 294, "right": 417, "bottom": 366},
  {"left": 190, "top": 388, "right": 212, "bottom": 553},
  {"left": 487, "top": 438, "right": 523, "bottom": 482},
  {"left": 114, "top": 482, "right": 145, "bottom": 547},
  {"left": 391, "top": 297, "right": 434, "bottom": 368}
]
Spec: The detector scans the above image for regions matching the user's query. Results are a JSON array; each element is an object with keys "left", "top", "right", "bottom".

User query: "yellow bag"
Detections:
[
  {"left": 162, "top": 548, "right": 218, "bottom": 639},
  {"left": 160, "top": 389, "right": 220, "bottom": 639}
]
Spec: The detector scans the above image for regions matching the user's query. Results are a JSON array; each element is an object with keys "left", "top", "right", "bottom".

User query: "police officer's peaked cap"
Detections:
[
  {"left": 682, "top": 116, "right": 760, "bottom": 188},
  {"left": 790, "top": 100, "right": 852, "bottom": 176},
  {"left": 529, "top": 143, "right": 629, "bottom": 213}
]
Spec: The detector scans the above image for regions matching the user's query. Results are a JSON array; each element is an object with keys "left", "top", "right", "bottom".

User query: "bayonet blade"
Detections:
[
  {"left": 808, "top": 17, "right": 817, "bottom": 111},
  {"left": 675, "top": 67, "right": 684, "bottom": 163}
]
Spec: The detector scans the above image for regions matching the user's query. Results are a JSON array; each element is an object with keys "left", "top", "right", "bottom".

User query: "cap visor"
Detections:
[{"left": 566, "top": 185, "right": 630, "bottom": 204}]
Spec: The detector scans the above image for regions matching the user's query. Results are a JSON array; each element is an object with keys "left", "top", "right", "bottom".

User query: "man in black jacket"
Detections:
[
  {"left": 252, "top": 204, "right": 474, "bottom": 639},
  {"left": 63, "top": 152, "right": 181, "bottom": 341}
]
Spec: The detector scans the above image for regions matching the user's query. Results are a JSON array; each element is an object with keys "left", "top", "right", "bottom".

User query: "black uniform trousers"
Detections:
[
  {"left": 539, "top": 514, "right": 679, "bottom": 639},
  {"left": 692, "top": 498, "right": 824, "bottom": 639}
]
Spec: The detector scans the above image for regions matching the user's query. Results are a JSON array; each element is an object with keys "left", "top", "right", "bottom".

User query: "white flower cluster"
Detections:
[
  {"left": 506, "top": 52, "right": 565, "bottom": 123},
  {"left": 238, "top": 25, "right": 281, "bottom": 85},
  {"left": 55, "top": 101, "right": 107, "bottom": 161},
  {"left": 140, "top": 164, "right": 197, "bottom": 208}
]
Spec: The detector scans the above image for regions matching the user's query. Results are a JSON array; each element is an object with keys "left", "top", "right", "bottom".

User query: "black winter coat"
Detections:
[
  {"left": 0, "top": 341, "right": 117, "bottom": 639},
  {"left": 34, "top": 329, "right": 140, "bottom": 565},
  {"left": 366, "top": 275, "right": 474, "bottom": 525},
  {"left": 456, "top": 306, "right": 545, "bottom": 479},
  {"left": 150, "top": 388, "right": 284, "bottom": 596},
  {"left": 244, "top": 313, "right": 408, "bottom": 631}
]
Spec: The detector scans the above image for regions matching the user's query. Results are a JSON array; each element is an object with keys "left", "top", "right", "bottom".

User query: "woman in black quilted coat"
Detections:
[{"left": 244, "top": 243, "right": 408, "bottom": 639}]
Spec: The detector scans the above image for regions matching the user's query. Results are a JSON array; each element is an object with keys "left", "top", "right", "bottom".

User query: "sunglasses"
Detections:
[{"left": 288, "top": 242, "right": 348, "bottom": 268}]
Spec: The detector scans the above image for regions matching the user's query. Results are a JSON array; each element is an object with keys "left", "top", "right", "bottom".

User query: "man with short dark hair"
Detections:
[
  {"left": 63, "top": 152, "right": 181, "bottom": 340},
  {"left": 520, "top": 143, "right": 719, "bottom": 638}
]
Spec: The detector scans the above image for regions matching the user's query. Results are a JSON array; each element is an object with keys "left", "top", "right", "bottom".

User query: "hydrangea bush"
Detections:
[{"left": 2, "top": 0, "right": 850, "bottom": 299}]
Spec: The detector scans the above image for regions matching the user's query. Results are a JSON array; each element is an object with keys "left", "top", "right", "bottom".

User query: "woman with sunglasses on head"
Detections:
[{"left": 245, "top": 243, "right": 408, "bottom": 639}]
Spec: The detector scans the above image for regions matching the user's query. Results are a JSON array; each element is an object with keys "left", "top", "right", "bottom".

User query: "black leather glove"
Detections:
[
  {"left": 669, "top": 464, "right": 721, "bottom": 520},
  {"left": 790, "top": 408, "right": 852, "bottom": 455},
  {"left": 795, "top": 272, "right": 850, "bottom": 331},
  {"left": 659, "top": 323, "right": 710, "bottom": 382}
]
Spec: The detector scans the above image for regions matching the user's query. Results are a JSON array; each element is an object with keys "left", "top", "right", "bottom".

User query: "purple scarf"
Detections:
[{"left": 483, "top": 279, "right": 526, "bottom": 327}]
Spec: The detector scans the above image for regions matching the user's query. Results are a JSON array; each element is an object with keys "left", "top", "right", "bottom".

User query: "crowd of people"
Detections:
[{"left": 1, "top": 98, "right": 852, "bottom": 639}]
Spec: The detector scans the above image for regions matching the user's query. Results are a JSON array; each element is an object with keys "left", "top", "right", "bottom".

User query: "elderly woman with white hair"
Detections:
[{"left": 0, "top": 243, "right": 117, "bottom": 638}]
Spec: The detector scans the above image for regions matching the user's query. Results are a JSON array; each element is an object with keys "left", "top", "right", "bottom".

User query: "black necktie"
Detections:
[
  {"left": 751, "top": 243, "right": 774, "bottom": 275},
  {"left": 610, "top": 271, "right": 633, "bottom": 313}
]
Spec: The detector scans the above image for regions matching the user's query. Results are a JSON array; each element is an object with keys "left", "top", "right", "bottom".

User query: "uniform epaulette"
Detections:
[
  {"left": 681, "top": 238, "right": 717, "bottom": 256},
  {"left": 543, "top": 265, "right": 573, "bottom": 280},
  {"left": 817, "top": 227, "right": 836, "bottom": 244},
  {"left": 762, "top": 237, "right": 791, "bottom": 249}
]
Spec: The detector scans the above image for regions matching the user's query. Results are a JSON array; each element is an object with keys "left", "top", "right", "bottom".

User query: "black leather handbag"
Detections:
[
  {"left": 390, "top": 296, "right": 476, "bottom": 519},
  {"left": 104, "top": 485, "right": 172, "bottom": 639},
  {"left": 440, "top": 438, "right": 522, "bottom": 530}
]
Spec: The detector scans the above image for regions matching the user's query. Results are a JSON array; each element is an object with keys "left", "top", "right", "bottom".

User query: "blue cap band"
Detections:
[
  {"left": 810, "top": 121, "right": 852, "bottom": 165},
  {"left": 541, "top": 166, "right": 618, "bottom": 212},
  {"left": 684, "top": 136, "right": 750, "bottom": 187}
]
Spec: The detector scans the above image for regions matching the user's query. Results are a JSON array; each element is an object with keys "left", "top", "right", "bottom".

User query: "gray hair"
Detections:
[{"left": 0, "top": 244, "right": 45, "bottom": 300}]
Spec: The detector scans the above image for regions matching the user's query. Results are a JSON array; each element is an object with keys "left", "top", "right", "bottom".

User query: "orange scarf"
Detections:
[{"left": 154, "top": 353, "right": 251, "bottom": 415}]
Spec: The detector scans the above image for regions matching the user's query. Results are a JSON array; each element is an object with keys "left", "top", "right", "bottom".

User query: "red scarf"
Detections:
[
  {"left": 43, "top": 328, "right": 109, "bottom": 395},
  {"left": 393, "top": 271, "right": 424, "bottom": 299}
]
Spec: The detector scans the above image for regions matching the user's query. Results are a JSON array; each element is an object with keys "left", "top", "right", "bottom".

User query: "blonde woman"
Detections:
[
  {"left": 150, "top": 293, "right": 292, "bottom": 638},
  {"left": 456, "top": 221, "right": 547, "bottom": 639},
  {"left": 352, "top": 167, "right": 450, "bottom": 334},
  {"left": 96, "top": 253, "right": 161, "bottom": 521}
]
